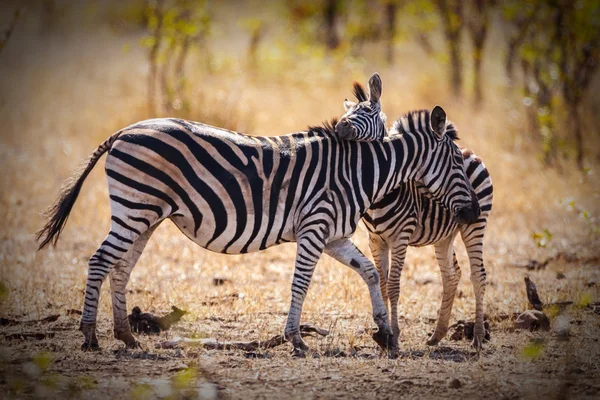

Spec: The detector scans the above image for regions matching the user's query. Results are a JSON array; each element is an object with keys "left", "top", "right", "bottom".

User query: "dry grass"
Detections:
[{"left": 1, "top": 2, "right": 599, "bottom": 399}]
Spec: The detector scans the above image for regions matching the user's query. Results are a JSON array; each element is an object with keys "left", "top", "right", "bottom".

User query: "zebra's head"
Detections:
[
  {"left": 394, "top": 106, "right": 480, "bottom": 224},
  {"left": 335, "top": 73, "right": 387, "bottom": 141}
]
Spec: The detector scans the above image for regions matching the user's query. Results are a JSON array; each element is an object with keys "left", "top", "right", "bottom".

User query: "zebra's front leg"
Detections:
[
  {"left": 369, "top": 234, "right": 390, "bottom": 315},
  {"left": 284, "top": 233, "right": 327, "bottom": 353},
  {"left": 324, "top": 238, "right": 392, "bottom": 351},
  {"left": 387, "top": 242, "right": 409, "bottom": 355},
  {"left": 427, "top": 234, "right": 460, "bottom": 346},
  {"left": 109, "top": 226, "right": 157, "bottom": 349}
]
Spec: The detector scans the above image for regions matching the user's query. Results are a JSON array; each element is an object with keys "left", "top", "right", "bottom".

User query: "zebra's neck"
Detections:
[{"left": 354, "top": 133, "right": 420, "bottom": 207}]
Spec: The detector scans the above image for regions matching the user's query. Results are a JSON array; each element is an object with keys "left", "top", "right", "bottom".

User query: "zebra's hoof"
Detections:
[
  {"left": 471, "top": 335, "right": 484, "bottom": 351},
  {"left": 426, "top": 336, "right": 441, "bottom": 346},
  {"left": 291, "top": 336, "right": 309, "bottom": 353},
  {"left": 372, "top": 330, "right": 393, "bottom": 350},
  {"left": 125, "top": 340, "right": 141, "bottom": 350},
  {"left": 81, "top": 341, "right": 100, "bottom": 351}
]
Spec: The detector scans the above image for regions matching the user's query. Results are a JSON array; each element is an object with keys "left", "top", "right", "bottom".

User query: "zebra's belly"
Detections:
[
  {"left": 408, "top": 222, "right": 458, "bottom": 247},
  {"left": 169, "top": 212, "right": 296, "bottom": 254}
]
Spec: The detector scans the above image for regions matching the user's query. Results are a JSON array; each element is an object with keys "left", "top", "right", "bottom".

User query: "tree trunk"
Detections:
[
  {"left": 324, "top": 0, "right": 340, "bottom": 50},
  {"left": 385, "top": 1, "right": 397, "bottom": 64},
  {"left": 148, "top": 0, "right": 164, "bottom": 116},
  {"left": 469, "top": 0, "right": 487, "bottom": 106},
  {"left": 571, "top": 103, "right": 584, "bottom": 169},
  {"left": 473, "top": 52, "right": 483, "bottom": 105},
  {"left": 449, "top": 42, "right": 462, "bottom": 97},
  {"left": 435, "top": 0, "right": 464, "bottom": 98}
]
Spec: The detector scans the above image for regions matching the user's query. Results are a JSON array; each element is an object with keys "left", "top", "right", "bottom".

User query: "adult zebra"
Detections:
[
  {"left": 364, "top": 120, "right": 492, "bottom": 351},
  {"left": 36, "top": 73, "right": 478, "bottom": 352}
]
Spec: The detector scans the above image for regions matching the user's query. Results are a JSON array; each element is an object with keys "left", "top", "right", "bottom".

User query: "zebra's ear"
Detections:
[
  {"left": 344, "top": 99, "right": 356, "bottom": 112},
  {"left": 430, "top": 105, "right": 447, "bottom": 138},
  {"left": 368, "top": 73, "right": 382, "bottom": 104}
]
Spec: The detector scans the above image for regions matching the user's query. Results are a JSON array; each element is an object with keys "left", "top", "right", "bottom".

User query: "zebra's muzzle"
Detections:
[
  {"left": 335, "top": 118, "right": 357, "bottom": 140},
  {"left": 455, "top": 191, "right": 480, "bottom": 224}
]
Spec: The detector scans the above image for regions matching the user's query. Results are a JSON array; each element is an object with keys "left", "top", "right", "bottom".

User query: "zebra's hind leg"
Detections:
[
  {"left": 427, "top": 233, "right": 460, "bottom": 346},
  {"left": 109, "top": 225, "right": 159, "bottom": 348},
  {"left": 325, "top": 238, "right": 392, "bottom": 352},
  {"left": 80, "top": 225, "right": 142, "bottom": 351}
]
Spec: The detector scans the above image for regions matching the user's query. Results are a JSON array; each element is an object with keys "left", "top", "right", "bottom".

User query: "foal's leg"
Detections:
[
  {"left": 461, "top": 224, "right": 487, "bottom": 350},
  {"left": 387, "top": 241, "right": 409, "bottom": 354},
  {"left": 109, "top": 225, "right": 159, "bottom": 348},
  {"left": 427, "top": 233, "right": 460, "bottom": 346}
]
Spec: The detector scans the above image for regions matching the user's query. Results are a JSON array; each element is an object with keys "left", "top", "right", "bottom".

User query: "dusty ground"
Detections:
[{"left": 1, "top": 2, "right": 600, "bottom": 399}]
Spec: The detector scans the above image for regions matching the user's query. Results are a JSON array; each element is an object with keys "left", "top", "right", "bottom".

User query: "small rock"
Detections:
[
  {"left": 556, "top": 272, "right": 566, "bottom": 280},
  {"left": 553, "top": 315, "right": 570, "bottom": 340},
  {"left": 514, "top": 310, "right": 551, "bottom": 331},
  {"left": 213, "top": 277, "right": 230, "bottom": 286},
  {"left": 448, "top": 378, "right": 462, "bottom": 389}
]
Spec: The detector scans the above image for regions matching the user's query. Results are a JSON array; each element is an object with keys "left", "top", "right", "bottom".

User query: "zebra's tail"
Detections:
[{"left": 36, "top": 132, "right": 122, "bottom": 250}]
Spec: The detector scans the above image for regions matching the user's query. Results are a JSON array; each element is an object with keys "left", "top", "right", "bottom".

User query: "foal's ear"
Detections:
[
  {"left": 368, "top": 73, "right": 382, "bottom": 104},
  {"left": 430, "top": 105, "right": 447, "bottom": 138},
  {"left": 344, "top": 99, "right": 356, "bottom": 112}
]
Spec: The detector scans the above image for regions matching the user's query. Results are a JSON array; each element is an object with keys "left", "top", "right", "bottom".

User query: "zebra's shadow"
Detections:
[{"left": 393, "top": 346, "right": 478, "bottom": 362}]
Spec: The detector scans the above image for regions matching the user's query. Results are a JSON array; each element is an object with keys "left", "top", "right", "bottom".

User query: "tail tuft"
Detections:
[{"left": 36, "top": 132, "right": 120, "bottom": 250}]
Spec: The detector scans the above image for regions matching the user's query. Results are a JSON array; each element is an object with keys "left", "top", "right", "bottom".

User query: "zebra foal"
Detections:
[
  {"left": 36, "top": 73, "right": 478, "bottom": 353},
  {"left": 365, "top": 118, "right": 492, "bottom": 351}
]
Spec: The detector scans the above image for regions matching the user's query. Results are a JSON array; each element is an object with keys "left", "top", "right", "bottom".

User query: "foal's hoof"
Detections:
[
  {"left": 426, "top": 336, "right": 441, "bottom": 346},
  {"left": 372, "top": 330, "right": 393, "bottom": 350},
  {"left": 471, "top": 335, "right": 484, "bottom": 351},
  {"left": 81, "top": 342, "right": 100, "bottom": 352},
  {"left": 125, "top": 340, "right": 141, "bottom": 350}
]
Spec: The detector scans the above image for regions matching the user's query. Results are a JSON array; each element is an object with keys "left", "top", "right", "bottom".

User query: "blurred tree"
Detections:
[
  {"left": 287, "top": 0, "right": 343, "bottom": 51},
  {"left": 0, "top": 7, "right": 22, "bottom": 58},
  {"left": 555, "top": 0, "right": 600, "bottom": 169},
  {"left": 147, "top": 0, "right": 164, "bottom": 115},
  {"left": 384, "top": 0, "right": 398, "bottom": 64},
  {"left": 434, "top": 0, "right": 464, "bottom": 97},
  {"left": 466, "top": 0, "right": 491, "bottom": 106},
  {"left": 501, "top": 0, "right": 539, "bottom": 83},
  {"left": 509, "top": 0, "right": 599, "bottom": 168},
  {"left": 324, "top": 0, "right": 341, "bottom": 50},
  {"left": 240, "top": 18, "right": 263, "bottom": 72},
  {"left": 144, "top": 0, "right": 212, "bottom": 115}
]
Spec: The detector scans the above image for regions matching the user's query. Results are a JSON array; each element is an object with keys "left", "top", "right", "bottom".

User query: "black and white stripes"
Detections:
[
  {"left": 365, "top": 142, "right": 493, "bottom": 351},
  {"left": 36, "top": 74, "right": 478, "bottom": 353}
]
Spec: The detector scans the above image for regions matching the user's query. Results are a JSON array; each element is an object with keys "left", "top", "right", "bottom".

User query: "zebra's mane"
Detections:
[
  {"left": 352, "top": 82, "right": 369, "bottom": 102},
  {"left": 307, "top": 118, "right": 339, "bottom": 136},
  {"left": 391, "top": 109, "right": 459, "bottom": 141}
]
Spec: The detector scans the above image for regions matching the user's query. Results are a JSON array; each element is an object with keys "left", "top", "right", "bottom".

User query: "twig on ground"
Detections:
[{"left": 156, "top": 324, "right": 329, "bottom": 350}]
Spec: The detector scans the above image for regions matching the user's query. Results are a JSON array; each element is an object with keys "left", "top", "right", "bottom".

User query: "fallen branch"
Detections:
[
  {"left": 156, "top": 324, "right": 329, "bottom": 350},
  {"left": 511, "top": 252, "right": 598, "bottom": 271},
  {"left": 0, "top": 314, "right": 60, "bottom": 326}
]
